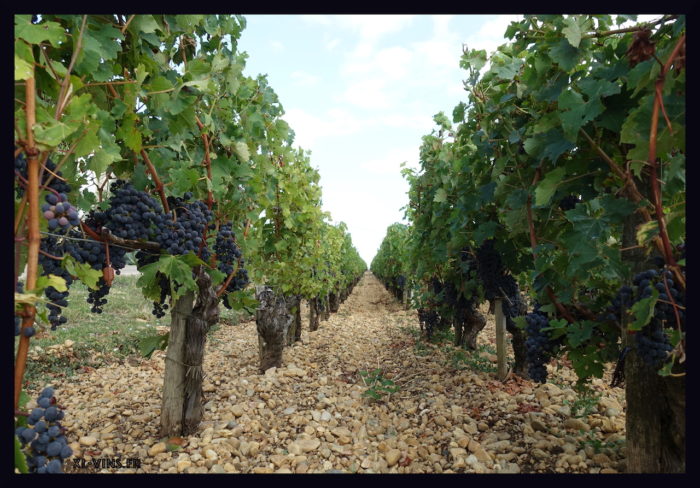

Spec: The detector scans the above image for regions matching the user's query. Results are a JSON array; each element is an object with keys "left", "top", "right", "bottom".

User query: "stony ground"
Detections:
[{"left": 40, "top": 272, "right": 627, "bottom": 474}]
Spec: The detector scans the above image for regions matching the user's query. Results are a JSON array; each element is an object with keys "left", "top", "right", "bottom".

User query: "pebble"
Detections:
[
  {"left": 563, "top": 418, "right": 590, "bottom": 431},
  {"left": 38, "top": 274, "right": 628, "bottom": 474},
  {"left": 79, "top": 436, "right": 97, "bottom": 446},
  {"left": 289, "top": 438, "right": 321, "bottom": 454},
  {"left": 148, "top": 442, "right": 167, "bottom": 456},
  {"left": 385, "top": 448, "right": 401, "bottom": 466}
]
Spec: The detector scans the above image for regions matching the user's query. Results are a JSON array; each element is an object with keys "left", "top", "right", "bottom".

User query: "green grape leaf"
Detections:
[
  {"left": 549, "top": 39, "right": 580, "bottom": 72},
  {"left": 35, "top": 274, "right": 68, "bottom": 293},
  {"left": 568, "top": 346, "right": 605, "bottom": 379},
  {"left": 433, "top": 188, "right": 448, "bottom": 203},
  {"left": 168, "top": 166, "right": 200, "bottom": 195},
  {"left": 473, "top": 221, "right": 499, "bottom": 246},
  {"left": 15, "top": 436, "right": 29, "bottom": 474},
  {"left": 453, "top": 102, "right": 467, "bottom": 123},
  {"left": 562, "top": 15, "right": 593, "bottom": 48},
  {"left": 534, "top": 167, "right": 566, "bottom": 207},
  {"left": 15, "top": 55, "right": 33, "bottom": 80},
  {"left": 15, "top": 17, "right": 67, "bottom": 47},
  {"left": 493, "top": 56, "right": 525, "bottom": 81},
  {"left": 558, "top": 89, "right": 605, "bottom": 141},
  {"left": 73, "top": 122, "right": 100, "bottom": 158},
  {"left": 129, "top": 14, "right": 160, "bottom": 34},
  {"left": 138, "top": 333, "right": 169, "bottom": 359},
  {"left": 33, "top": 120, "right": 79, "bottom": 149},
  {"left": 63, "top": 256, "right": 102, "bottom": 290},
  {"left": 460, "top": 49, "right": 487, "bottom": 72},
  {"left": 565, "top": 321, "right": 595, "bottom": 348},
  {"left": 628, "top": 288, "right": 659, "bottom": 331}
]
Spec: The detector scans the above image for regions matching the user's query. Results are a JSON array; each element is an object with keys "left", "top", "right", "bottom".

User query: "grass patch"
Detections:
[
  {"left": 443, "top": 344, "right": 497, "bottom": 373},
  {"left": 15, "top": 275, "right": 249, "bottom": 391},
  {"left": 563, "top": 383, "right": 602, "bottom": 418}
]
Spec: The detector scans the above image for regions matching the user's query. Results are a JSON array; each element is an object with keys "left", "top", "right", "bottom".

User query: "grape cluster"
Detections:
[
  {"left": 558, "top": 195, "right": 581, "bottom": 211},
  {"left": 161, "top": 194, "right": 212, "bottom": 255},
  {"left": 475, "top": 240, "right": 508, "bottom": 301},
  {"left": 524, "top": 307, "right": 561, "bottom": 383},
  {"left": 16, "top": 282, "right": 24, "bottom": 337},
  {"left": 104, "top": 181, "right": 167, "bottom": 241},
  {"left": 135, "top": 251, "right": 170, "bottom": 318},
  {"left": 600, "top": 285, "right": 634, "bottom": 323},
  {"left": 474, "top": 241, "right": 525, "bottom": 323},
  {"left": 15, "top": 152, "right": 27, "bottom": 198},
  {"left": 635, "top": 328, "right": 673, "bottom": 368},
  {"left": 222, "top": 266, "right": 250, "bottom": 310},
  {"left": 631, "top": 267, "right": 684, "bottom": 369},
  {"left": 418, "top": 308, "right": 439, "bottom": 340},
  {"left": 15, "top": 387, "right": 72, "bottom": 473},
  {"left": 42, "top": 193, "right": 79, "bottom": 233},
  {"left": 214, "top": 222, "right": 250, "bottom": 309},
  {"left": 39, "top": 236, "right": 72, "bottom": 330},
  {"left": 15, "top": 154, "right": 72, "bottom": 198},
  {"left": 397, "top": 275, "right": 406, "bottom": 290},
  {"left": 214, "top": 223, "right": 242, "bottom": 275}
]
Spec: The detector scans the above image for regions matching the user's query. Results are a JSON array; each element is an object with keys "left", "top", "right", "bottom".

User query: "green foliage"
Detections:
[
  {"left": 377, "top": 14, "right": 686, "bottom": 383},
  {"left": 444, "top": 345, "right": 497, "bottom": 373},
  {"left": 563, "top": 384, "right": 602, "bottom": 418},
  {"left": 359, "top": 369, "right": 400, "bottom": 402},
  {"left": 577, "top": 430, "right": 625, "bottom": 454},
  {"left": 138, "top": 333, "right": 169, "bottom": 359},
  {"left": 15, "top": 14, "right": 365, "bottom": 320},
  {"left": 15, "top": 435, "right": 28, "bottom": 474}
]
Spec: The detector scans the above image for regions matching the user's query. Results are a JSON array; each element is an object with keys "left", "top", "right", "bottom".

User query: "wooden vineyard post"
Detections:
[
  {"left": 494, "top": 299, "right": 508, "bottom": 381},
  {"left": 161, "top": 290, "right": 195, "bottom": 437}
]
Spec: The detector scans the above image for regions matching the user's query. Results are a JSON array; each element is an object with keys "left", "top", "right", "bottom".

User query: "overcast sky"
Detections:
[{"left": 236, "top": 15, "right": 532, "bottom": 265}]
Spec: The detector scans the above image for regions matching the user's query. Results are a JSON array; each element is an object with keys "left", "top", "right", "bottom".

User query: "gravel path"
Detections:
[{"left": 41, "top": 272, "right": 627, "bottom": 473}]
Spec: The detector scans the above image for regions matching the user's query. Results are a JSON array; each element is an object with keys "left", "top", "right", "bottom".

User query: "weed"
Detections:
[
  {"left": 563, "top": 383, "right": 602, "bottom": 418},
  {"left": 577, "top": 430, "right": 625, "bottom": 454},
  {"left": 429, "top": 327, "right": 454, "bottom": 344},
  {"left": 413, "top": 340, "right": 430, "bottom": 356},
  {"left": 358, "top": 368, "right": 400, "bottom": 401},
  {"left": 445, "top": 346, "right": 496, "bottom": 373}
]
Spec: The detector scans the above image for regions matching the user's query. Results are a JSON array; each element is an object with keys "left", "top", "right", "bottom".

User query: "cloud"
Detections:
[
  {"left": 269, "top": 40, "right": 285, "bottom": 52},
  {"left": 283, "top": 107, "right": 364, "bottom": 148},
  {"left": 359, "top": 146, "right": 419, "bottom": 176},
  {"left": 341, "top": 78, "right": 393, "bottom": 110},
  {"left": 336, "top": 15, "right": 416, "bottom": 44},
  {"left": 325, "top": 38, "right": 341, "bottom": 51},
  {"left": 321, "top": 186, "right": 407, "bottom": 264},
  {"left": 464, "top": 15, "right": 523, "bottom": 56},
  {"left": 290, "top": 70, "right": 319, "bottom": 87}
]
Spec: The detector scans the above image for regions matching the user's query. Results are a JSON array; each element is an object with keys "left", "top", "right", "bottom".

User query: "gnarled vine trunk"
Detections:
[
  {"left": 161, "top": 267, "right": 220, "bottom": 437},
  {"left": 461, "top": 307, "right": 487, "bottom": 350},
  {"left": 309, "top": 298, "right": 320, "bottom": 331},
  {"left": 294, "top": 296, "right": 302, "bottom": 342},
  {"left": 160, "top": 290, "right": 194, "bottom": 437},
  {"left": 284, "top": 295, "right": 301, "bottom": 346},
  {"left": 255, "top": 286, "right": 292, "bottom": 373},
  {"left": 622, "top": 211, "right": 685, "bottom": 472},
  {"left": 321, "top": 295, "right": 330, "bottom": 321},
  {"left": 182, "top": 267, "right": 219, "bottom": 434},
  {"left": 329, "top": 292, "right": 340, "bottom": 313}
]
